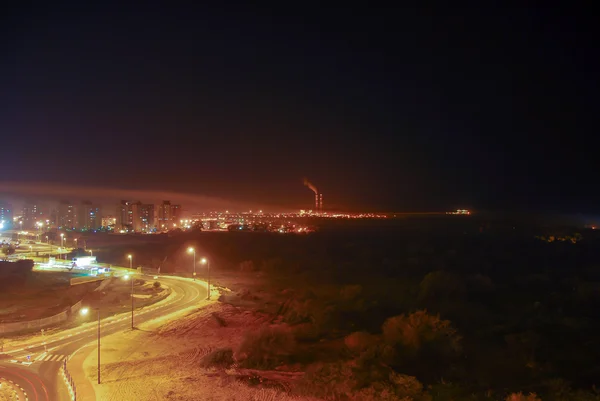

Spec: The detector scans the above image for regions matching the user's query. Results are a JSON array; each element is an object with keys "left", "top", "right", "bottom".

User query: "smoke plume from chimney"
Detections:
[
  {"left": 303, "top": 177, "right": 320, "bottom": 212},
  {"left": 303, "top": 177, "right": 318, "bottom": 194}
]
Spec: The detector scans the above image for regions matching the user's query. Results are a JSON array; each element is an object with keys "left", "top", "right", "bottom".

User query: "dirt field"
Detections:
[
  {"left": 82, "top": 301, "right": 321, "bottom": 401},
  {"left": 0, "top": 271, "right": 98, "bottom": 322}
]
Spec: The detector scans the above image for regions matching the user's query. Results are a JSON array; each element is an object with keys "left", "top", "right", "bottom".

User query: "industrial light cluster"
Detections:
[{"left": 446, "top": 209, "right": 471, "bottom": 215}]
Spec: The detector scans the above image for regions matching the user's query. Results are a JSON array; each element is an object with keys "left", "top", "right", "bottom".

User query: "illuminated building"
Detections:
[
  {"left": 58, "top": 200, "right": 77, "bottom": 230},
  {"left": 130, "top": 202, "right": 155, "bottom": 232},
  {"left": 22, "top": 201, "right": 42, "bottom": 229},
  {"left": 140, "top": 204, "right": 155, "bottom": 232},
  {"left": 0, "top": 201, "right": 13, "bottom": 229},
  {"left": 116, "top": 200, "right": 132, "bottom": 231},
  {"left": 77, "top": 201, "right": 102, "bottom": 230},
  {"left": 102, "top": 216, "right": 117, "bottom": 228},
  {"left": 158, "top": 200, "right": 172, "bottom": 230},
  {"left": 171, "top": 204, "right": 182, "bottom": 224}
]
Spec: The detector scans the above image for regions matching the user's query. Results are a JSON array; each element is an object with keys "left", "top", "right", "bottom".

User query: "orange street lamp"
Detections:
[
  {"left": 187, "top": 247, "right": 196, "bottom": 280},
  {"left": 201, "top": 258, "right": 210, "bottom": 300}
]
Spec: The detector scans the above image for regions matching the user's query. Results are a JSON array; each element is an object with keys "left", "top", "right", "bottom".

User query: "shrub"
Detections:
[
  {"left": 344, "top": 331, "right": 379, "bottom": 355},
  {"left": 418, "top": 270, "right": 466, "bottom": 302},
  {"left": 235, "top": 325, "right": 296, "bottom": 369},
  {"left": 153, "top": 281, "right": 161, "bottom": 289},
  {"left": 301, "top": 362, "right": 356, "bottom": 398},
  {"left": 200, "top": 348, "right": 234, "bottom": 368},
  {"left": 505, "top": 393, "right": 542, "bottom": 401},
  {"left": 381, "top": 310, "right": 461, "bottom": 380}
]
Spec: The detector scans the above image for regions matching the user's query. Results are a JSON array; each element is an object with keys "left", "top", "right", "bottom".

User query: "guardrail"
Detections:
[
  {"left": 0, "top": 300, "right": 84, "bottom": 335},
  {"left": 61, "top": 358, "right": 77, "bottom": 401}
]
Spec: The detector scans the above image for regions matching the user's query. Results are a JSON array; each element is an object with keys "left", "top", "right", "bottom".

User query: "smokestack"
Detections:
[
  {"left": 319, "top": 194, "right": 323, "bottom": 213},
  {"left": 303, "top": 178, "right": 319, "bottom": 212}
]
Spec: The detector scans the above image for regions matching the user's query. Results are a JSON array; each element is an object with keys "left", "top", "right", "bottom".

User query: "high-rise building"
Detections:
[
  {"left": 0, "top": 202, "right": 13, "bottom": 229},
  {"left": 140, "top": 204, "right": 155, "bottom": 232},
  {"left": 77, "top": 201, "right": 102, "bottom": 230},
  {"left": 130, "top": 202, "right": 142, "bottom": 232},
  {"left": 116, "top": 200, "right": 132, "bottom": 230},
  {"left": 157, "top": 201, "right": 172, "bottom": 230},
  {"left": 22, "top": 201, "right": 42, "bottom": 229},
  {"left": 58, "top": 200, "right": 77, "bottom": 230},
  {"left": 171, "top": 204, "right": 182, "bottom": 225}
]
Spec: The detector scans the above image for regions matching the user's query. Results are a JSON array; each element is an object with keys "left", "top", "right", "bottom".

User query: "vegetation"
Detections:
[
  {"left": 235, "top": 325, "right": 297, "bottom": 369},
  {"left": 199, "top": 348, "right": 235, "bottom": 368},
  {"left": 93, "top": 216, "right": 600, "bottom": 399}
]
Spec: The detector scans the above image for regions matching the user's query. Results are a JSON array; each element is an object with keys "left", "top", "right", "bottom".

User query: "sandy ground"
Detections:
[{"left": 82, "top": 301, "right": 321, "bottom": 401}]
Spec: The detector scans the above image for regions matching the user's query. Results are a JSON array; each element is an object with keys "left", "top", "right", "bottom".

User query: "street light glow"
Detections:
[
  {"left": 123, "top": 274, "right": 130, "bottom": 280},
  {"left": 80, "top": 307, "right": 89, "bottom": 316},
  {"left": 127, "top": 254, "right": 132, "bottom": 259},
  {"left": 187, "top": 247, "right": 194, "bottom": 253},
  {"left": 201, "top": 257, "right": 207, "bottom": 264}
]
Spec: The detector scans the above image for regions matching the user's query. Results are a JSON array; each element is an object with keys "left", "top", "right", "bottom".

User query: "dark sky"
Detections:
[{"left": 1, "top": 4, "right": 597, "bottom": 212}]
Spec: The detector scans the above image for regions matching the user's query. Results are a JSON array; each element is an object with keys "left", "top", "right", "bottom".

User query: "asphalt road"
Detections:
[{"left": 0, "top": 275, "right": 207, "bottom": 401}]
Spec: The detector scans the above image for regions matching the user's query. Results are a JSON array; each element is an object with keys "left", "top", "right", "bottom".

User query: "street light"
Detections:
[
  {"left": 201, "top": 257, "right": 210, "bottom": 300},
  {"left": 123, "top": 275, "right": 134, "bottom": 329},
  {"left": 36, "top": 221, "right": 43, "bottom": 241},
  {"left": 60, "top": 233, "right": 65, "bottom": 260},
  {"left": 187, "top": 247, "right": 196, "bottom": 281},
  {"left": 127, "top": 254, "right": 132, "bottom": 269},
  {"left": 74, "top": 238, "right": 78, "bottom": 249},
  {"left": 80, "top": 307, "right": 101, "bottom": 384},
  {"left": 87, "top": 249, "right": 93, "bottom": 256}
]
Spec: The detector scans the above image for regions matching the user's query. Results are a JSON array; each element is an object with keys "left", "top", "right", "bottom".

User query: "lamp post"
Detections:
[
  {"left": 123, "top": 275, "right": 134, "bottom": 329},
  {"left": 60, "top": 233, "right": 65, "bottom": 260},
  {"left": 88, "top": 249, "right": 93, "bottom": 257},
  {"left": 187, "top": 247, "right": 195, "bottom": 281},
  {"left": 127, "top": 254, "right": 132, "bottom": 269},
  {"left": 36, "top": 221, "right": 43, "bottom": 242},
  {"left": 74, "top": 238, "right": 77, "bottom": 249},
  {"left": 201, "top": 258, "right": 210, "bottom": 300},
  {"left": 80, "top": 307, "right": 101, "bottom": 384}
]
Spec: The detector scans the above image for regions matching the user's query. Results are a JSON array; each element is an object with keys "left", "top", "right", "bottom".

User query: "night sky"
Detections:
[{"left": 1, "top": 5, "right": 597, "bottom": 212}]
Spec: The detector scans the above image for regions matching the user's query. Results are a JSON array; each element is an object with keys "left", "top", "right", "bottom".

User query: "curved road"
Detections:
[{"left": 0, "top": 274, "right": 207, "bottom": 401}]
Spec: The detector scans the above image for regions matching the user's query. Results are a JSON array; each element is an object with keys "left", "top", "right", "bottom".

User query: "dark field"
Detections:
[{"left": 81, "top": 215, "right": 600, "bottom": 400}]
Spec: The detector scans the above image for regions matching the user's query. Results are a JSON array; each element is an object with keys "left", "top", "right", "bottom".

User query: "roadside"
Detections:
[
  {"left": 1, "top": 274, "right": 173, "bottom": 353},
  {"left": 79, "top": 300, "right": 319, "bottom": 401}
]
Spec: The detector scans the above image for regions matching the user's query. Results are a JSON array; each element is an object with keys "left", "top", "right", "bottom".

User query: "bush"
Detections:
[
  {"left": 344, "top": 331, "right": 379, "bottom": 355},
  {"left": 153, "top": 281, "right": 161, "bottom": 289},
  {"left": 505, "top": 393, "right": 542, "bottom": 401},
  {"left": 381, "top": 310, "right": 461, "bottom": 380},
  {"left": 199, "top": 348, "right": 234, "bottom": 368},
  {"left": 235, "top": 325, "right": 297, "bottom": 369},
  {"left": 301, "top": 362, "right": 356, "bottom": 398},
  {"left": 382, "top": 310, "right": 461, "bottom": 353},
  {"left": 301, "top": 362, "right": 431, "bottom": 401}
]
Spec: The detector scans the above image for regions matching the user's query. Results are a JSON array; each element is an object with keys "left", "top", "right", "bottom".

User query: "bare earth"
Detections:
[{"left": 82, "top": 300, "right": 321, "bottom": 401}]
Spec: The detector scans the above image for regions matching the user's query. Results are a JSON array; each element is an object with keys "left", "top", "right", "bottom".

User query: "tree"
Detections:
[
  {"left": 1, "top": 245, "right": 15, "bottom": 259},
  {"left": 381, "top": 310, "right": 461, "bottom": 380}
]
